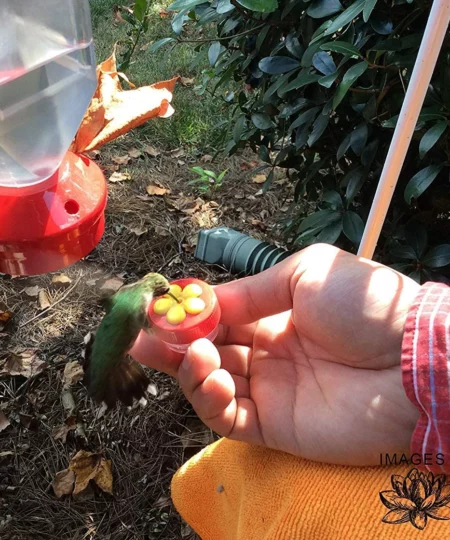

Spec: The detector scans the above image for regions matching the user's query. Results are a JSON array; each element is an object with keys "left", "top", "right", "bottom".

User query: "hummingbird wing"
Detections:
[{"left": 83, "top": 303, "right": 149, "bottom": 408}]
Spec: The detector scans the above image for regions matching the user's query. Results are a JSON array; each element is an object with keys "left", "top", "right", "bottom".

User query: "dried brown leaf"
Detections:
[
  {"left": 170, "top": 148, "right": 185, "bottom": 158},
  {"left": 24, "top": 285, "right": 40, "bottom": 297},
  {"left": 139, "top": 42, "right": 150, "bottom": 52},
  {"left": 63, "top": 362, "right": 84, "bottom": 387},
  {"left": 129, "top": 225, "right": 148, "bottom": 236},
  {"left": 200, "top": 154, "right": 213, "bottom": 163},
  {"left": 53, "top": 469, "right": 75, "bottom": 498},
  {"left": 128, "top": 148, "right": 142, "bottom": 158},
  {"left": 70, "top": 52, "right": 178, "bottom": 153},
  {"left": 252, "top": 174, "right": 266, "bottom": 184},
  {"left": 0, "top": 411, "right": 10, "bottom": 432},
  {"left": 144, "top": 145, "right": 161, "bottom": 157},
  {"left": 146, "top": 184, "right": 170, "bottom": 196},
  {"left": 51, "top": 274, "right": 72, "bottom": 286},
  {"left": 0, "top": 310, "right": 13, "bottom": 331},
  {"left": 38, "top": 290, "right": 51, "bottom": 310},
  {"left": 240, "top": 160, "right": 258, "bottom": 170},
  {"left": 68, "top": 450, "right": 113, "bottom": 496},
  {"left": 109, "top": 171, "right": 131, "bottom": 183},
  {"left": 159, "top": 9, "right": 169, "bottom": 17},
  {"left": 154, "top": 225, "right": 170, "bottom": 237},
  {"left": 19, "top": 413, "right": 39, "bottom": 430},
  {"left": 0, "top": 350, "right": 46, "bottom": 378},
  {"left": 100, "top": 277, "right": 124, "bottom": 294},
  {"left": 179, "top": 77, "right": 195, "bottom": 87},
  {"left": 111, "top": 154, "right": 130, "bottom": 165}
]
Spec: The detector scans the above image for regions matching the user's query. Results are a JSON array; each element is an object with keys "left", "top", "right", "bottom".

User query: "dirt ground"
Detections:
[{"left": 0, "top": 138, "right": 293, "bottom": 540}]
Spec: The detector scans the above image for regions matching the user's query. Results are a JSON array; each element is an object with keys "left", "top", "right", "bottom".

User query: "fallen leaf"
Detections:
[
  {"left": 69, "top": 450, "right": 113, "bottom": 496},
  {"left": 139, "top": 42, "right": 150, "bottom": 52},
  {"left": 19, "top": 413, "right": 39, "bottom": 430},
  {"left": 177, "top": 159, "right": 186, "bottom": 166},
  {"left": 144, "top": 145, "right": 161, "bottom": 157},
  {"left": 0, "top": 350, "right": 46, "bottom": 378},
  {"left": 154, "top": 494, "right": 171, "bottom": 508},
  {"left": 240, "top": 160, "right": 258, "bottom": 170},
  {"left": 170, "top": 148, "right": 185, "bottom": 158},
  {"left": 0, "top": 451, "right": 14, "bottom": 458},
  {"left": 154, "top": 225, "right": 170, "bottom": 237},
  {"left": 179, "top": 77, "right": 195, "bottom": 87},
  {"left": 200, "top": 154, "right": 213, "bottom": 163},
  {"left": 38, "top": 290, "right": 51, "bottom": 310},
  {"left": 52, "top": 417, "right": 77, "bottom": 443},
  {"left": 109, "top": 171, "right": 131, "bottom": 183},
  {"left": 255, "top": 189, "right": 263, "bottom": 196},
  {"left": 63, "top": 362, "right": 84, "bottom": 387},
  {"left": 146, "top": 184, "right": 170, "bottom": 196},
  {"left": 52, "top": 274, "right": 72, "bottom": 286},
  {"left": 128, "top": 148, "right": 141, "bottom": 158},
  {"left": 159, "top": 9, "right": 169, "bottom": 17},
  {"left": 111, "top": 154, "right": 130, "bottom": 165},
  {"left": 252, "top": 174, "right": 266, "bottom": 184},
  {"left": 129, "top": 225, "right": 148, "bottom": 236},
  {"left": 147, "top": 383, "right": 158, "bottom": 397},
  {"left": 0, "top": 411, "right": 10, "bottom": 432},
  {"left": 24, "top": 286, "right": 40, "bottom": 297},
  {"left": 113, "top": 5, "right": 127, "bottom": 24},
  {"left": 0, "top": 311, "right": 13, "bottom": 331},
  {"left": 100, "top": 277, "right": 124, "bottom": 294},
  {"left": 86, "top": 279, "right": 98, "bottom": 287},
  {"left": 70, "top": 52, "right": 178, "bottom": 153},
  {"left": 53, "top": 469, "right": 75, "bottom": 498}
]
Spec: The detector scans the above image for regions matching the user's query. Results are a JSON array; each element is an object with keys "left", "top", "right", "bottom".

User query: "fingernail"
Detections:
[{"left": 180, "top": 347, "right": 193, "bottom": 371}]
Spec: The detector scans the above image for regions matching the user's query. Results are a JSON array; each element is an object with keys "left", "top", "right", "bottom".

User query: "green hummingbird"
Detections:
[{"left": 83, "top": 272, "right": 171, "bottom": 408}]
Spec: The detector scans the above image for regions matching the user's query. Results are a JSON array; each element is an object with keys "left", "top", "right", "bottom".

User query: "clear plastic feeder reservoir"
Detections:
[{"left": 0, "top": 0, "right": 107, "bottom": 275}]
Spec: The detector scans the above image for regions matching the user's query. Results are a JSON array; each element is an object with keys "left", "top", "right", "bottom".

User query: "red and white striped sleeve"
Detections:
[{"left": 401, "top": 282, "right": 450, "bottom": 473}]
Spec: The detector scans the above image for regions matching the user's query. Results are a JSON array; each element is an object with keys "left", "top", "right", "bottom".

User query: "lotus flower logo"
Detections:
[{"left": 380, "top": 468, "right": 450, "bottom": 529}]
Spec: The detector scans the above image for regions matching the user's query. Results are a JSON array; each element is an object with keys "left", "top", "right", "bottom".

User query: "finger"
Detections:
[
  {"left": 214, "top": 250, "right": 305, "bottom": 325},
  {"left": 177, "top": 339, "right": 221, "bottom": 400},
  {"left": 215, "top": 344, "right": 251, "bottom": 377},
  {"left": 130, "top": 330, "right": 183, "bottom": 378},
  {"left": 215, "top": 323, "right": 256, "bottom": 348}
]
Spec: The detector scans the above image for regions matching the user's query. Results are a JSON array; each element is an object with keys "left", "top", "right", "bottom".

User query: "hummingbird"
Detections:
[{"left": 83, "top": 272, "right": 171, "bottom": 408}]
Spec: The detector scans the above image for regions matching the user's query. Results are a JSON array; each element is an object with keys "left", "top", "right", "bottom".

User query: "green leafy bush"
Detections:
[{"left": 151, "top": 0, "right": 450, "bottom": 282}]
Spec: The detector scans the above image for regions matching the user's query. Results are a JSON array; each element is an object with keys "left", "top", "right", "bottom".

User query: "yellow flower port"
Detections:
[{"left": 153, "top": 283, "right": 206, "bottom": 325}]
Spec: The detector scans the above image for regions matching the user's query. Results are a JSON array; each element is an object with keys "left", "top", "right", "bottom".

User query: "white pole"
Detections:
[{"left": 357, "top": 0, "right": 450, "bottom": 260}]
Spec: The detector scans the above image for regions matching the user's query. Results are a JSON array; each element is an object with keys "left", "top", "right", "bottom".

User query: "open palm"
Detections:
[{"left": 131, "top": 244, "right": 420, "bottom": 466}]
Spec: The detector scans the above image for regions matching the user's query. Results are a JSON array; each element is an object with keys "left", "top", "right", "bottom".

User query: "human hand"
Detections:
[{"left": 131, "top": 244, "right": 420, "bottom": 466}]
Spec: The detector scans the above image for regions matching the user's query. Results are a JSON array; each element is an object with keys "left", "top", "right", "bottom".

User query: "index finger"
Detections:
[{"left": 214, "top": 250, "right": 304, "bottom": 326}]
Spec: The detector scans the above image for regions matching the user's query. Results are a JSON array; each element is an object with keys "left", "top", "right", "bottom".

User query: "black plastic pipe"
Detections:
[{"left": 194, "top": 227, "right": 292, "bottom": 276}]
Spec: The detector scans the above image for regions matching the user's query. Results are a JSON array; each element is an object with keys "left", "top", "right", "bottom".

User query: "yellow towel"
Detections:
[{"left": 171, "top": 438, "right": 449, "bottom": 539}]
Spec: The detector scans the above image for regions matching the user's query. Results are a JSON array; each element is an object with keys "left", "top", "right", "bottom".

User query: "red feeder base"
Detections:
[{"left": 0, "top": 152, "right": 107, "bottom": 276}]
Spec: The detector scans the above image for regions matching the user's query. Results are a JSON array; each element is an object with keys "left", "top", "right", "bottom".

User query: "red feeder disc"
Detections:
[
  {"left": 148, "top": 278, "right": 221, "bottom": 351},
  {"left": 0, "top": 151, "right": 107, "bottom": 276}
]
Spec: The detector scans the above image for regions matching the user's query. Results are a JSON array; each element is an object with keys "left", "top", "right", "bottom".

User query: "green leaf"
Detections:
[
  {"left": 321, "top": 41, "right": 362, "bottom": 57},
  {"left": 319, "top": 71, "right": 340, "bottom": 87},
  {"left": 216, "top": 0, "right": 235, "bottom": 13},
  {"left": 315, "top": 220, "right": 343, "bottom": 244},
  {"left": 350, "top": 124, "right": 368, "bottom": 156},
  {"left": 344, "top": 167, "right": 365, "bottom": 202},
  {"left": 322, "top": 190, "right": 344, "bottom": 210},
  {"left": 279, "top": 70, "right": 321, "bottom": 94},
  {"left": 423, "top": 245, "right": 450, "bottom": 268},
  {"left": 256, "top": 25, "right": 271, "bottom": 51},
  {"left": 337, "top": 132, "right": 352, "bottom": 160},
  {"left": 278, "top": 99, "right": 309, "bottom": 118},
  {"left": 308, "top": 112, "right": 329, "bottom": 146},
  {"left": 419, "top": 122, "right": 447, "bottom": 159},
  {"left": 404, "top": 164, "right": 443, "bottom": 204},
  {"left": 134, "top": 0, "right": 147, "bottom": 21},
  {"left": 259, "top": 56, "right": 301, "bottom": 74},
  {"left": 390, "top": 245, "right": 418, "bottom": 260},
  {"left": 208, "top": 42, "right": 222, "bottom": 66},
  {"left": 191, "top": 166, "right": 206, "bottom": 175},
  {"left": 172, "top": 9, "right": 188, "bottom": 34},
  {"left": 307, "top": 0, "right": 343, "bottom": 19},
  {"left": 168, "top": 0, "right": 205, "bottom": 10},
  {"left": 258, "top": 145, "right": 271, "bottom": 163},
  {"left": 262, "top": 169, "right": 275, "bottom": 193},
  {"left": 150, "top": 38, "right": 176, "bottom": 53},
  {"left": 285, "top": 34, "right": 304, "bottom": 59},
  {"left": 289, "top": 107, "right": 321, "bottom": 132},
  {"left": 405, "top": 222, "right": 428, "bottom": 258},
  {"left": 312, "top": 52, "right": 336, "bottom": 75},
  {"left": 324, "top": 0, "right": 366, "bottom": 36},
  {"left": 363, "top": 0, "right": 377, "bottom": 22},
  {"left": 235, "top": 0, "right": 278, "bottom": 13},
  {"left": 251, "top": 113, "right": 275, "bottom": 130},
  {"left": 333, "top": 61, "right": 368, "bottom": 109},
  {"left": 361, "top": 139, "right": 379, "bottom": 168},
  {"left": 298, "top": 209, "right": 342, "bottom": 233},
  {"left": 263, "top": 73, "right": 292, "bottom": 104},
  {"left": 343, "top": 211, "right": 364, "bottom": 244},
  {"left": 233, "top": 116, "right": 246, "bottom": 143},
  {"left": 408, "top": 270, "right": 421, "bottom": 284}
]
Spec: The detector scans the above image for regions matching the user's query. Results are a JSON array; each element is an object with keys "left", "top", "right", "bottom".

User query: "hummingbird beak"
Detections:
[{"left": 154, "top": 286, "right": 170, "bottom": 298}]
